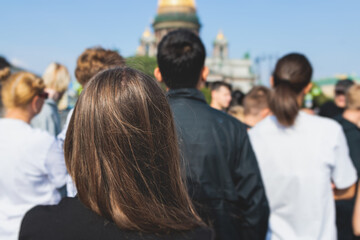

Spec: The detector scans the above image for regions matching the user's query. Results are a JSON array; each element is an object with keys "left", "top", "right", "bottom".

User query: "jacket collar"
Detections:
[{"left": 166, "top": 88, "right": 207, "bottom": 104}]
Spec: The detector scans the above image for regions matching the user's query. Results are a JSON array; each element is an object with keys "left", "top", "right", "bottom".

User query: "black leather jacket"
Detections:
[{"left": 167, "top": 88, "right": 269, "bottom": 240}]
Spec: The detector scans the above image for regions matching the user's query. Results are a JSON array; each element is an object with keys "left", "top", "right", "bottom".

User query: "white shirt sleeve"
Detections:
[
  {"left": 45, "top": 139, "right": 67, "bottom": 188},
  {"left": 331, "top": 127, "right": 357, "bottom": 189},
  {"left": 57, "top": 108, "right": 74, "bottom": 145}
]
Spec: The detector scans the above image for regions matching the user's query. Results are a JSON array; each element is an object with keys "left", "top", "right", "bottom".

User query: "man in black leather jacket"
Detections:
[{"left": 154, "top": 29, "right": 269, "bottom": 240}]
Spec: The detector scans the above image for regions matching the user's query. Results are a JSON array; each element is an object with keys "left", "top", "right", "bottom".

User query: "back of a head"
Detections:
[
  {"left": 65, "top": 67, "right": 203, "bottom": 233},
  {"left": 75, "top": 47, "right": 125, "bottom": 86},
  {"left": 243, "top": 86, "right": 270, "bottom": 116},
  {"left": 157, "top": 29, "right": 206, "bottom": 89},
  {"left": 42, "top": 63, "right": 71, "bottom": 94},
  {"left": 230, "top": 90, "right": 245, "bottom": 106},
  {"left": 270, "top": 53, "right": 313, "bottom": 127},
  {"left": 346, "top": 84, "right": 360, "bottom": 110},
  {"left": 2, "top": 72, "right": 45, "bottom": 109}
]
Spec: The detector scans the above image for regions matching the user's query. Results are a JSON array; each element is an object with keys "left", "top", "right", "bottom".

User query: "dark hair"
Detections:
[
  {"left": 65, "top": 67, "right": 204, "bottom": 233},
  {"left": 157, "top": 29, "right": 206, "bottom": 89},
  {"left": 75, "top": 47, "right": 125, "bottom": 86},
  {"left": 0, "top": 57, "right": 11, "bottom": 82},
  {"left": 335, "top": 79, "right": 354, "bottom": 94},
  {"left": 210, "top": 81, "right": 232, "bottom": 92},
  {"left": 230, "top": 90, "right": 245, "bottom": 106},
  {"left": 270, "top": 53, "right": 313, "bottom": 127},
  {"left": 243, "top": 86, "right": 270, "bottom": 116}
]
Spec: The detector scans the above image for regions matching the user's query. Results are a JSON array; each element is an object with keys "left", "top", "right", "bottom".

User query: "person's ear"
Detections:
[
  {"left": 304, "top": 82, "right": 313, "bottom": 94},
  {"left": 201, "top": 66, "right": 209, "bottom": 84},
  {"left": 154, "top": 67, "right": 162, "bottom": 83},
  {"left": 270, "top": 76, "right": 274, "bottom": 87},
  {"left": 31, "top": 95, "right": 44, "bottom": 114}
]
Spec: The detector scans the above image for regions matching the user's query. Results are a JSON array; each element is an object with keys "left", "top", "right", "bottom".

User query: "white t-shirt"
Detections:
[
  {"left": 249, "top": 112, "right": 357, "bottom": 240},
  {"left": 0, "top": 119, "right": 67, "bottom": 240}
]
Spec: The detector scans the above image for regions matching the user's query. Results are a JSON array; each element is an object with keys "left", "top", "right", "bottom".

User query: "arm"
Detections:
[
  {"left": 353, "top": 183, "right": 360, "bottom": 236},
  {"left": 334, "top": 183, "right": 356, "bottom": 200},
  {"left": 45, "top": 139, "right": 67, "bottom": 188},
  {"left": 331, "top": 126, "right": 357, "bottom": 198},
  {"left": 234, "top": 125, "right": 270, "bottom": 239}
]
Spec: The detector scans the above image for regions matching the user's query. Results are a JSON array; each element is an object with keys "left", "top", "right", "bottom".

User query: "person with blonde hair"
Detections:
[
  {"left": 31, "top": 62, "right": 71, "bottom": 136},
  {"left": 334, "top": 84, "right": 360, "bottom": 239},
  {"left": 19, "top": 67, "right": 212, "bottom": 240},
  {"left": 228, "top": 105, "right": 245, "bottom": 122},
  {"left": 0, "top": 72, "right": 67, "bottom": 239}
]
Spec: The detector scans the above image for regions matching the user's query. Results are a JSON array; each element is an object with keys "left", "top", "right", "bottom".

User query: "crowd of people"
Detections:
[{"left": 0, "top": 29, "right": 359, "bottom": 240}]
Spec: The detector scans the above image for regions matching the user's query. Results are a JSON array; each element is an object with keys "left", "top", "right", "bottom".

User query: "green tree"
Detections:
[{"left": 126, "top": 56, "right": 157, "bottom": 78}]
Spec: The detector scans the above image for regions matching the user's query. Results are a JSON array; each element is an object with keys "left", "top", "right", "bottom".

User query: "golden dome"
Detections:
[
  {"left": 158, "top": 0, "right": 196, "bottom": 8},
  {"left": 142, "top": 27, "right": 152, "bottom": 38},
  {"left": 216, "top": 30, "right": 225, "bottom": 41}
]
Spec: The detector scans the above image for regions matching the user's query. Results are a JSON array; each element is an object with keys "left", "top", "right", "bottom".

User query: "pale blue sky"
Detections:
[{"left": 1, "top": 0, "right": 359, "bottom": 84}]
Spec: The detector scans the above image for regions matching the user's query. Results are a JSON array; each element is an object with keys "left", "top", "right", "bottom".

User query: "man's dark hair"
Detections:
[
  {"left": 210, "top": 81, "right": 232, "bottom": 92},
  {"left": 335, "top": 79, "right": 354, "bottom": 95},
  {"left": 157, "top": 29, "right": 206, "bottom": 89}
]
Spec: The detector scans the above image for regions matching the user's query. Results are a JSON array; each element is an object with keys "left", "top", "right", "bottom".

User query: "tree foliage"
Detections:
[{"left": 126, "top": 56, "right": 157, "bottom": 78}]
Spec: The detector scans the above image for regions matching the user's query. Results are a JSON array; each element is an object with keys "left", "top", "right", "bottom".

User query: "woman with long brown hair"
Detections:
[
  {"left": 19, "top": 67, "right": 212, "bottom": 240},
  {"left": 249, "top": 53, "right": 357, "bottom": 240}
]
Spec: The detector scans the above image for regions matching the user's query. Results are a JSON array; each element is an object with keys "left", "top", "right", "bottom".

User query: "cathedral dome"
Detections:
[
  {"left": 158, "top": 0, "right": 196, "bottom": 9},
  {"left": 153, "top": 0, "right": 200, "bottom": 32}
]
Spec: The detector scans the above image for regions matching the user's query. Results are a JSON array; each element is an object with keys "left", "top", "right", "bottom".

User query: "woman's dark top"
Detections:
[
  {"left": 334, "top": 115, "right": 360, "bottom": 240},
  {"left": 19, "top": 197, "right": 213, "bottom": 240}
]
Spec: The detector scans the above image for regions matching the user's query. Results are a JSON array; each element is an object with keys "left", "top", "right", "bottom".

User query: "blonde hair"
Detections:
[
  {"left": 2, "top": 72, "right": 45, "bottom": 109},
  {"left": 346, "top": 84, "right": 360, "bottom": 110},
  {"left": 228, "top": 105, "right": 245, "bottom": 122},
  {"left": 43, "top": 63, "right": 70, "bottom": 93}
]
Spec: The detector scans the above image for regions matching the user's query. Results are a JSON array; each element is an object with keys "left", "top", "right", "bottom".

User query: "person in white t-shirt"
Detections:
[
  {"left": 249, "top": 53, "right": 357, "bottom": 240},
  {"left": 0, "top": 72, "right": 67, "bottom": 240}
]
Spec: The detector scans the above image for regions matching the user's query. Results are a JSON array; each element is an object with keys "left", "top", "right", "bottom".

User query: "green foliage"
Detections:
[
  {"left": 303, "top": 83, "right": 330, "bottom": 108},
  {"left": 126, "top": 56, "right": 157, "bottom": 78},
  {"left": 201, "top": 87, "right": 212, "bottom": 104}
]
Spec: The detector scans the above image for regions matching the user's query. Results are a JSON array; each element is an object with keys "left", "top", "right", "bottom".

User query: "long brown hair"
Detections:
[
  {"left": 64, "top": 67, "right": 204, "bottom": 233},
  {"left": 269, "top": 53, "right": 313, "bottom": 126}
]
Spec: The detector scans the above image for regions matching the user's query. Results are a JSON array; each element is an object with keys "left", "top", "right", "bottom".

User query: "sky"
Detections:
[{"left": 1, "top": 0, "right": 359, "bottom": 85}]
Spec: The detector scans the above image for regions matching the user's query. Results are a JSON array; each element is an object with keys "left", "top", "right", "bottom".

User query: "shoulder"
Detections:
[
  {"left": 184, "top": 227, "right": 214, "bottom": 240},
  {"left": 19, "top": 198, "right": 88, "bottom": 239},
  {"left": 249, "top": 115, "right": 275, "bottom": 136},
  {"left": 20, "top": 201, "right": 61, "bottom": 238},
  {"left": 31, "top": 127, "right": 56, "bottom": 147},
  {"left": 300, "top": 112, "right": 342, "bottom": 132}
]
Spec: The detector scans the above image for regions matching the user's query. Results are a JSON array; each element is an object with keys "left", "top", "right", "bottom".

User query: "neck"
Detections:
[
  {"left": 343, "top": 109, "right": 360, "bottom": 127},
  {"left": 5, "top": 108, "right": 34, "bottom": 124},
  {"left": 244, "top": 115, "right": 260, "bottom": 127},
  {"left": 297, "top": 93, "right": 305, "bottom": 107}
]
